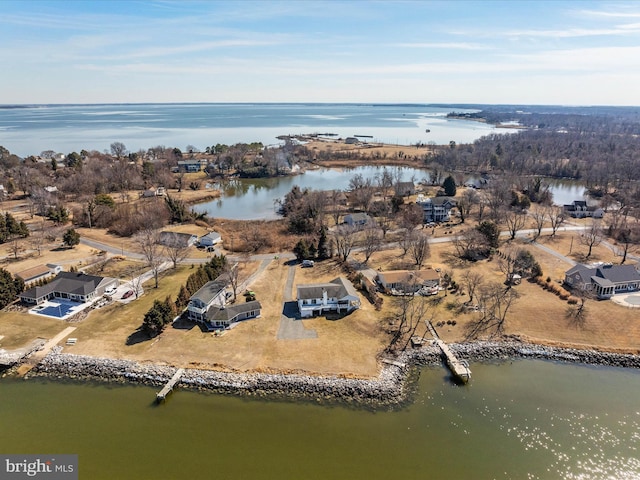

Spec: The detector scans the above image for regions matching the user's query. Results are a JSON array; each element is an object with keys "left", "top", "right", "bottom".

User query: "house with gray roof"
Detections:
[
  {"left": 158, "top": 231, "right": 198, "bottom": 248},
  {"left": 564, "top": 263, "right": 640, "bottom": 299},
  {"left": 19, "top": 272, "right": 118, "bottom": 305},
  {"left": 563, "top": 200, "right": 604, "bottom": 219},
  {"left": 198, "top": 231, "right": 222, "bottom": 248},
  {"left": 187, "top": 280, "right": 227, "bottom": 322},
  {"left": 296, "top": 277, "right": 361, "bottom": 318},
  {"left": 416, "top": 195, "right": 456, "bottom": 223},
  {"left": 204, "top": 301, "right": 262, "bottom": 329},
  {"left": 344, "top": 212, "right": 371, "bottom": 227},
  {"left": 187, "top": 278, "right": 262, "bottom": 328}
]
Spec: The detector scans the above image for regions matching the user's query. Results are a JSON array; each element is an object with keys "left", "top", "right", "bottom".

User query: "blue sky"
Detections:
[{"left": 2, "top": 0, "right": 640, "bottom": 105}]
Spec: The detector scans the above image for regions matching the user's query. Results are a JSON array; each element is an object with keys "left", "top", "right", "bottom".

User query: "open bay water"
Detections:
[
  {"left": 0, "top": 103, "right": 499, "bottom": 157},
  {"left": 2, "top": 360, "right": 640, "bottom": 480}
]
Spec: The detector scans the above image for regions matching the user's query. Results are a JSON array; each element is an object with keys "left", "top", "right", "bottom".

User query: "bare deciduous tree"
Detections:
[
  {"left": 333, "top": 224, "right": 357, "bottom": 262},
  {"left": 462, "top": 271, "right": 484, "bottom": 304},
  {"left": 466, "top": 283, "right": 519, "bottom": 339},
  {"left": 386, "top": 294, "right": 433, "bottom": 353},
  {"left": 548, "top": 206, "right": 566, "bottom": 237},
  {"left": 458, "top": 188, "right": 479, "bottom": 223},
  {"left": 408, "top": 231, "right": 431, "bottom": 268},
  {"left": 530, "top": 207, "right": 547, "bottom": 241},
  {"left": 110, "top": 142, "right": 128, "bottom": 160},
  {"left": 162, "top": 232, "right": 191, "bottom": 269},
  {"left": 224, "top": 261, "right": 240, "bottom": 302},
  {"left": 135, "top": 228, "right": 163, "bottom": 288},
  {"left": 580, "top": 221, "right": 603, "bottom": 259},
  {"left": 504, "top": 208, "right": 527, "bottom": 240},
  {"left": 361, "top": 223, "right": 382, "bottom": 264}
]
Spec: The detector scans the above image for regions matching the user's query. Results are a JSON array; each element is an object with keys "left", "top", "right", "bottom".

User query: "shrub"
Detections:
[{"left": 568, "top": 297, "right": 579, "bottom": 305}]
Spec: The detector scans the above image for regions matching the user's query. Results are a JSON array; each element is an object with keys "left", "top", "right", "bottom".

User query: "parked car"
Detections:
[
  {"left": 105, "top": 286, "right": 117, "bottom": 295},
  {"left": 122, "top": 290, "right": 134, "bottom": 299},
  {"left": 301, "top": 260, "right": 314, "bottom": 268}
]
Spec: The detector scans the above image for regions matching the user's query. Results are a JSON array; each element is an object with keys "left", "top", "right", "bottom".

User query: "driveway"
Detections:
[{"left": 276, "top": 264, "right": 317, "bottom": 340}]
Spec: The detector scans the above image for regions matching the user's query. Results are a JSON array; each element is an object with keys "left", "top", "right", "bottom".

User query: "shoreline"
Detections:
[{"left": 17, "top": 341, "right": 640, "bottom": 407}]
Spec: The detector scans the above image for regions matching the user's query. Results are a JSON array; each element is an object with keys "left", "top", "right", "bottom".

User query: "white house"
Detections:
[
  {"left": 563, "top": 200, "right": 604, "bottom": 219},
  {"left": 199, "top": 231, "right": 222, "bottom": 248},
  {"left": 296, "top": 277, "right": 361, "bottom": 318},
  {"left": 16, "top": 264, "right": 62, "bottom": 286},
  {"left": 187, "top": 280, "right": 228, "bottom": 322}
]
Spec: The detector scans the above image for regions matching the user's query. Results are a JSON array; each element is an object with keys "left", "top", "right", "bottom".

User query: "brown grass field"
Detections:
[{"left": 2, "top": 230, "right": 638, "bottom": 380}]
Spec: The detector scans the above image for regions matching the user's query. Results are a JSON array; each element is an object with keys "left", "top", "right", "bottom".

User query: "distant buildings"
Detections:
[
  {"left": 344, "top": 212, "right": 371, "bottom": 227},
  {"left": 563, "top": 200, "right": 603, "bottom": 219}
]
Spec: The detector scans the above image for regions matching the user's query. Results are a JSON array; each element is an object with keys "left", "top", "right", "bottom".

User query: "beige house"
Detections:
[{"left": 376, "top": 269, "right": 440, "bottom": 294}]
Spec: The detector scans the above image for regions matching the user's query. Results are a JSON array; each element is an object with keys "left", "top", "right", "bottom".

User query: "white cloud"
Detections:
[{"left": 390, "top": 42, "right": 490, "bottom": 50}]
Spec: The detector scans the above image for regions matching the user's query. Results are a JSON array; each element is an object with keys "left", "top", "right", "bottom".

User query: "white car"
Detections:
[{"left": 301, "top": 260, "right": 314, "bottom": 268}]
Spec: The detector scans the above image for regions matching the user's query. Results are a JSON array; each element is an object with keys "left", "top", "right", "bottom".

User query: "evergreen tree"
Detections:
[
  {"left": 63, "top": 228, "right": 81, "bottom": 248},
  {"left": 443, "top": 175, "right": 457, "bottom": 197},
  {"left": 317, "top": 226, "right": 330, "bottom": 260},
  {"left": 0, "top": 268, "right": 24, "bottom": 309}
]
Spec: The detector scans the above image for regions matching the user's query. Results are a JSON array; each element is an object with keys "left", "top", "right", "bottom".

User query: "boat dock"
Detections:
[
  {"left": 426, "top": 321, "right": 471, "bottom": 383},
  {"left": 156, "top": 368, "right": 185, "bottom": 402}
]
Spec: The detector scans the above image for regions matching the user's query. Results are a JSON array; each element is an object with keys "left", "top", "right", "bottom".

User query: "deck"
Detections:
[
  {"left": 156, "top": 368, "right": 185, "bottom": 402},
  {"left": 426, "top": 321, "right": 471, "bottom": 383}
]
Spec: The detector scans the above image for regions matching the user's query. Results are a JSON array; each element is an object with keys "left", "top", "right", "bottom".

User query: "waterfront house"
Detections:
[
  {"left": 564, "top": 263, "right": 640, "bottom": 299},
  {"left": 16, "top": 264, "right": 62, "bottom": 286},
  {"left": 158, "top": 231, "right": 198, "bottom": 248},
  {"left": 416, "top": 195, "right": 456, "bottom": 223},
  {"left": 376, "top": 269, "right": 440, "bottom": 294},
  {"left": 177, "top": 160, "right": 204, "bottom": 172},
  {"left": 187, "top": 279, "right": 261, "bottom": 328},
  {"left": 297, "top": 277, "right": 361, "bottom": 318},
  {"left": 187, "top": 280, "right": 228, "bottom": 322},
  {"left": 563, "top": 200, "right": 604, "bottom": 219},
  {"left": 204, "top": 301, "right": 262, "bottom": 329},
  {"left": 19, "top": 272, "right": 118, "bottom": 305},
  {"left": 344, "top": 212, "right": 371, "bottom": 227}
]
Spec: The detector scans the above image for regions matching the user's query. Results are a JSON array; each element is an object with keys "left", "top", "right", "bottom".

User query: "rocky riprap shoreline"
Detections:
[{"left": 28, "top": 341, "right": 640, "bottom": 406}]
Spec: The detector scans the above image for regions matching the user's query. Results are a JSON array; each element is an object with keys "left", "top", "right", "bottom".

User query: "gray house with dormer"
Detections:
[{"left": 564, "top": 263, "right": 640, "bottom": 299}]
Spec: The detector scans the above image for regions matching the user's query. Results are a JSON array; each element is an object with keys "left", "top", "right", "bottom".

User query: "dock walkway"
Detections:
[
  {"left": 426, "top": 321, "right": 471, "bottom": 383},
  {"left": 156, "top": 368, "right": 185, "bottom": 402}
]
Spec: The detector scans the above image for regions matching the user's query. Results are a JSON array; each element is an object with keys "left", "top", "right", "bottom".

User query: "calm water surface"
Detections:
[
  {"left": 2, "top": 360, "right": 639, "bottom": 479},
  {"left": 197, "top": 166, "right": 586, "bottom": 220},
  {"left": 0, "top": 103, "right": 500, "bottom": 157}
]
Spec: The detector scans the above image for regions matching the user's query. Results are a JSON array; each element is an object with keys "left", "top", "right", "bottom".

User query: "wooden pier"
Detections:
[
  {"left": 426, "top": 321, "right": 471, "bottom": 383},
  {"left": 156, "top": 368, "right": 185, "bottom": 402}
]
